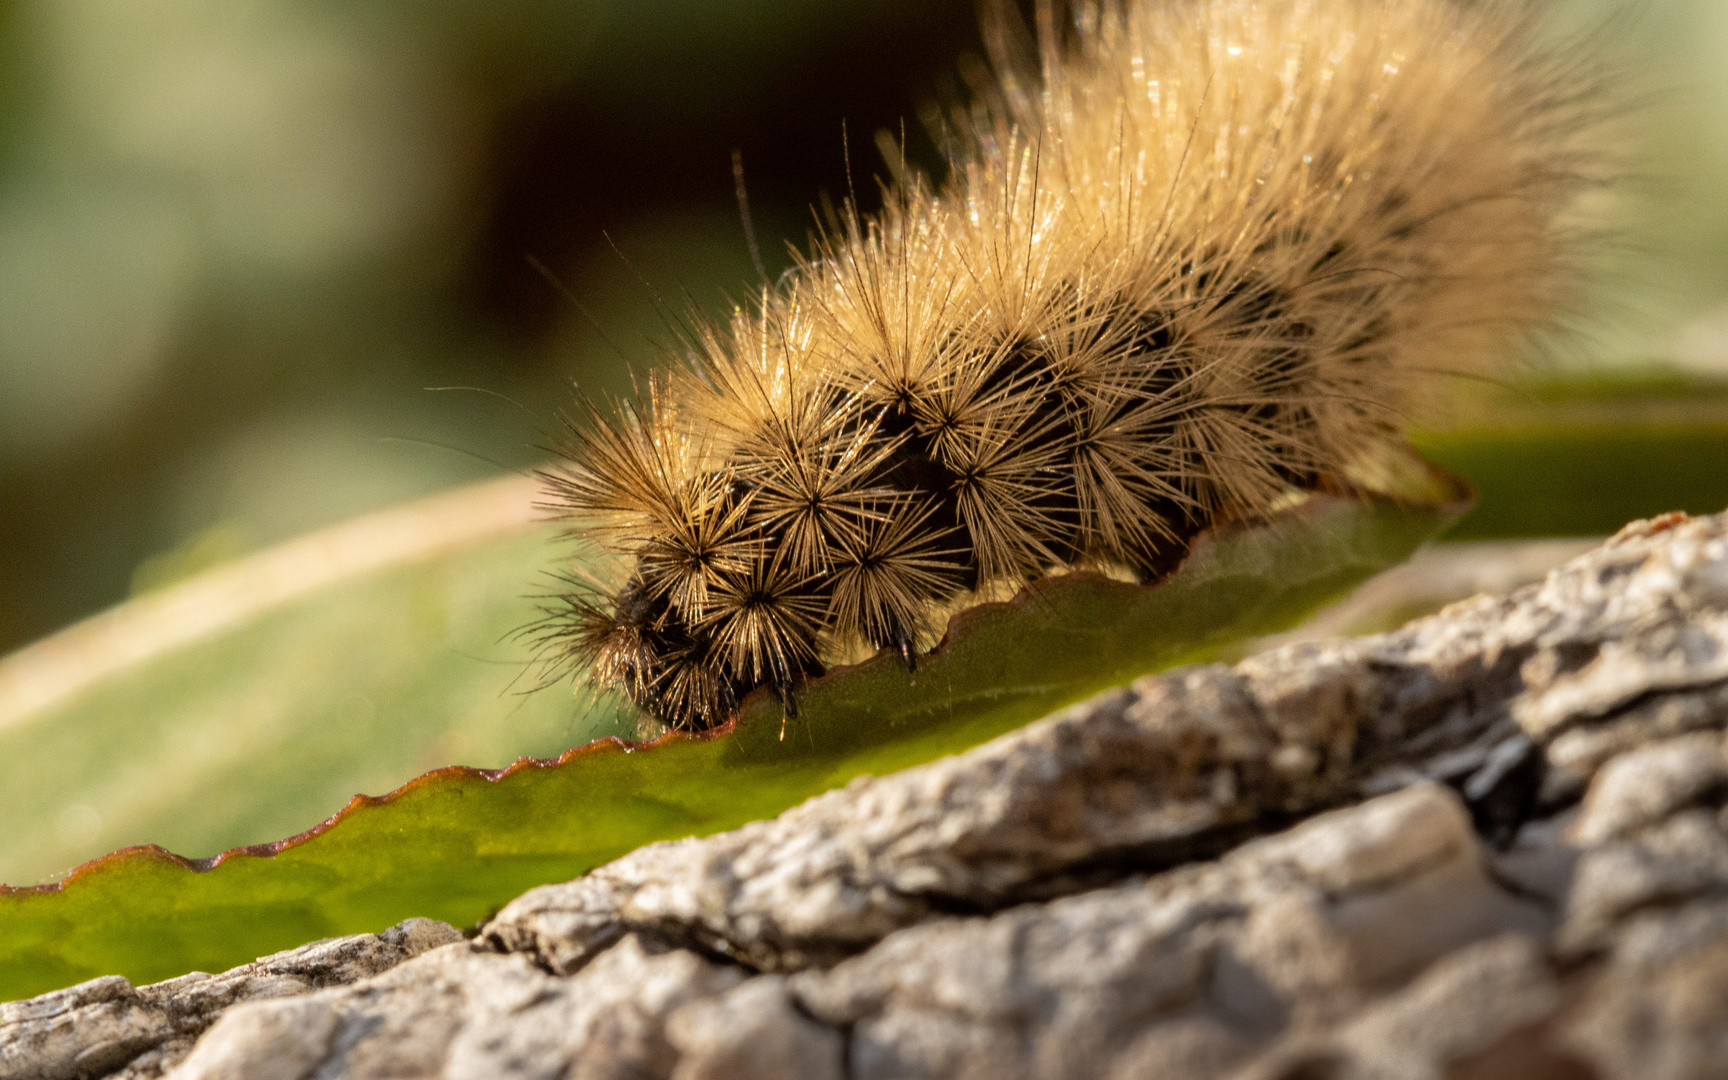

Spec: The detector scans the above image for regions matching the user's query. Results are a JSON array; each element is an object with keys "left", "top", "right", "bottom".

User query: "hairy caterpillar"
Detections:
[{"left": 538, "top": 0, "right": 1608, "bottom": 733}]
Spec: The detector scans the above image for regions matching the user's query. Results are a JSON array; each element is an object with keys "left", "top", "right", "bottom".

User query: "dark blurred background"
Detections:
[{"left": 1, "top": 0, "right": 1725, "bottom": 657}]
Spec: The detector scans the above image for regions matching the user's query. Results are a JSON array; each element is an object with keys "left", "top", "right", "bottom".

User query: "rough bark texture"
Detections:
[
  {"left": 0, "top": 919, "right": 462, "bottom": 1080},
  {"left": 6, "top": 510, "right": 1728, "bottom": 1080}
]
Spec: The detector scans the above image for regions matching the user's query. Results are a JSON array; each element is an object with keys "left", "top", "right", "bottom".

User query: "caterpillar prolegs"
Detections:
[{"left": 538, "top": 0, "right": 1609, "bottom": 732}]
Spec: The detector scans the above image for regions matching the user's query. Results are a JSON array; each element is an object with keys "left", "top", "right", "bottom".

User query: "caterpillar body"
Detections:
[{"left": 540, "top": 0, "right": 1606, "bottom": 733}]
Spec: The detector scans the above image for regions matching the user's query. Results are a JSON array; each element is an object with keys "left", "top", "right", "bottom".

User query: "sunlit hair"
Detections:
[{"left": 538, "top": 0, "right": 1614, "bottom": 732}]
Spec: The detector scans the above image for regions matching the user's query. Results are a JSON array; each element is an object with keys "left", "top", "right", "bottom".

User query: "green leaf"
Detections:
[
  {"left": 0, "top": 459, "right": 1465, "bottom": 1001},
  {"left": 0, "top": 478, "right": 632, "bottom": 892},
  {"left": 1415, "top": 372, "right": 1728, "bottom": 539}
]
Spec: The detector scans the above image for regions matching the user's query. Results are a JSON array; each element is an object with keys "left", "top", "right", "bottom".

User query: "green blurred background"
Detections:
[
  {"left": 0, "top": 0, "right": 994, "bottom": 656},
  {"left": 1, "top": 0, "right": 1725, "bottom": 659}
]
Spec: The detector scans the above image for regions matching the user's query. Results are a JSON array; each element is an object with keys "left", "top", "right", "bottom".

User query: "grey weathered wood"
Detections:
[{"left": 7, "top": 510, "right": 1728, "bottom": 1080}]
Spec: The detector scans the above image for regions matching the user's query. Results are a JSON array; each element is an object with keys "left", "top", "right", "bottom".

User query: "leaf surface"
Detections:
[
  {"left": 1416, "top": 372, "right": 1728, "bottom": 538},
  {"left": 0, "top": 461, "right": 1466, "bottom": 1001}
]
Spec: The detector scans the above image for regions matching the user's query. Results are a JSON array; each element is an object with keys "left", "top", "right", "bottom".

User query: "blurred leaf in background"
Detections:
[
  {"left": 0, "top": 476, "right": 639, "bottom": 892},
  {"left": 1557, "top": 0, "right": 1728, "bottom": 373},
  {"left": 1417, "top": 372, "right": 1728, "bottom": 539},
  {"left": 0, "top": 0, "right": 994, "bottom": 657}
]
